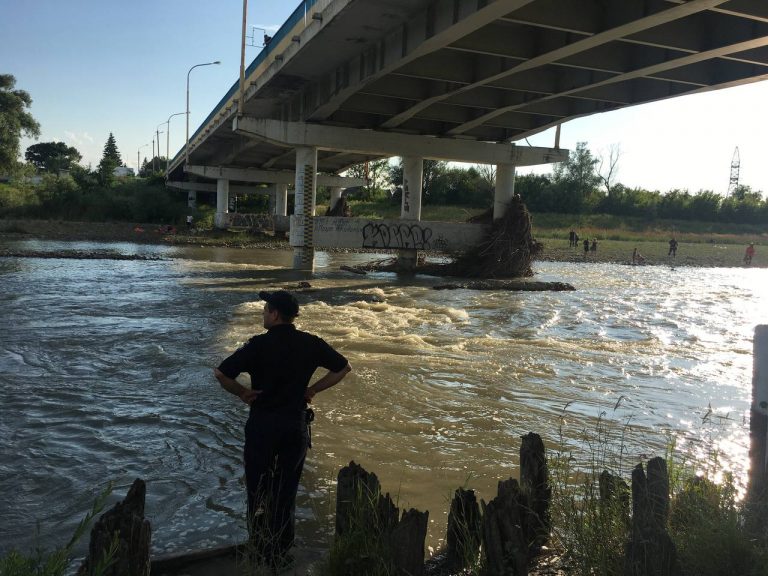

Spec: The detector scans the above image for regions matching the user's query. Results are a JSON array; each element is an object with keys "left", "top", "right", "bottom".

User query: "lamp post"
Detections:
[
  {"left": 152, "top": 131, "right": 165, "bottom": 173},
  {"left": 156, "top": 122, "right": 166, "bottom": 168},
  {"left": 185, "top": 60, "right": 221, "bottom": 166},
  {"left": 137, "top": 142, "right": 149, "bottom": 177},
  {"left": 163, "top": 112, "right": 185, "bottom": 176}
]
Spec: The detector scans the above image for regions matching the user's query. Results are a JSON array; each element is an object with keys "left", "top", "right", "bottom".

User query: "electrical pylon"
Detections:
[{"left": 727, "top": 147, "right": 740, "bottom": 197}]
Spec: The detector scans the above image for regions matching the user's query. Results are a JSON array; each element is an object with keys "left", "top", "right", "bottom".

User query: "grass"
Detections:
[
  {"left": 547, "top": 403, "right": 768, "bottom": 576},
  {"left": 0, "top": 483, "right": 116, "bottom": 576}
]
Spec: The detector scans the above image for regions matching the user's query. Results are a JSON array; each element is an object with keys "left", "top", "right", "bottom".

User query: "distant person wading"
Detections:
[{"left": 744, "top": 242, "right": 756, "bottom": 266}]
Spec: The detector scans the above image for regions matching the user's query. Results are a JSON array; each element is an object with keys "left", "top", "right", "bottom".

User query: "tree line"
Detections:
[{"left": 345, "top": 144, "right": 767, "bottom": 225}]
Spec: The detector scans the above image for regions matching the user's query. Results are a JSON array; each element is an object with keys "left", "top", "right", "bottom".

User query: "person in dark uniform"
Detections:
[
  {"left": 668, "top": 238, "right": 678, "bottom": 257},
  {"left": 214, "top": 290, "right": 351, "bottom": 568}
]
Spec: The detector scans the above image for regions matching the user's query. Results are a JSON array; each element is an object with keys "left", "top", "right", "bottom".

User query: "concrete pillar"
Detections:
[
  {"left": 401, "top": 156, "right": 423, "bottom": 221},
  {"left": 215, "top": 179, "right": 230, "bottom": 229},
  {"left": 292, "top": 146, "right": 317, "bottom": 271},
  {"left": 398, "top": 156, "right": 424, "bottom": 272},
  {"left": 494, "top": 164, "right": 516, "bottom": 220},
  {"left": 275, "top": 183, "right": 288, "bottom": 216},
  {"left": 329, "top": 186, "right": 343, "bottom": 211},
  {"left": 187, "top": 190, "right": 197, "bottom": 209}
]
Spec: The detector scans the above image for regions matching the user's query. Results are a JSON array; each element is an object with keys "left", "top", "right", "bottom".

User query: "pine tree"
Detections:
[
  {"left": 101, "top": 133, "right": 122, "bottom": 164},
  {"left": 97, "top": 132, "right": 122, "bottom": 185}
]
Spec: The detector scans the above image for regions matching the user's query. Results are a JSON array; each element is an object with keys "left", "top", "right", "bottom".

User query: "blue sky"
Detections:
[{"left": 2, "top": 0, "right": 766, "bottom": 195}]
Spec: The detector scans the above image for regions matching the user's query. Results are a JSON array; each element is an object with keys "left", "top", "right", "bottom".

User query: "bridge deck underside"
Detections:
[{"left": 171, "top": 0, "right": 768, "bottom": 183}]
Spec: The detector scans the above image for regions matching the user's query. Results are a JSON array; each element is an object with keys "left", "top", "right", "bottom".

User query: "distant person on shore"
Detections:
[
  {"left": 744, "top": 243, "right": 756, "bottom": 266},
  {"left": 583, "top": 238, "right": 589, "bottom": 258},
  {"left": 573, "top": 232, "right": 579, "bottom": 248},
  {"left": 590, "top": 239, "right": 598, "bottom": 252},
  {"left": 568, "top": 229, "right": 576, "bottom": 247},
  {"left": 668, "top": 238, "right": 678, "bottom": 257},
  {"left": 632, "top": 248, "right": 646, "bottom": 265},
  {"left": 214, "top": 291, "right": 351, "bottom": 570},
  {"left": 186, "top": 215, "right": 193, "bottom": 231}
]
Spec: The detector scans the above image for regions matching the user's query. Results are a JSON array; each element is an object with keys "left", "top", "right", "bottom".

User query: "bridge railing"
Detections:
[{"left": 171, "top": 0, "right": 320, "bottom": 169}]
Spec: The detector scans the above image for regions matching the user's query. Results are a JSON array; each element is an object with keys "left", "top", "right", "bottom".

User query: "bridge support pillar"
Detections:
[
  {"left": 329, "top": 186, "right": 343, "bottom": 211},
  {"left": 291, "top": 146, "right": 317, "bottom": 271},
  {"left": 398, "top": 156, "right": 423, "bottom": 272},
  {"left": 187, "top": 190, "right": 197, "bottom": 209},
  {"left": 215, "top": 179, "right": 230, "bottom": 229},
  {"left": 494, "top": 164, "right": 516, "bottom": 220},
  {"left": 275, "top": 183, "right": 288, "bottom": 216}
]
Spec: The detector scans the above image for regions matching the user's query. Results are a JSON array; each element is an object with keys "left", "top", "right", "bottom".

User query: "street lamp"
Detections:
[
  {"left": 185, "top": 60, "right": 221, "bottom": 166},
  {"left": 152, "top": 131, "right": 164, "bottom": 173},
  {"left": 137, "top": 142, "right": 150, "bottom": 177},
  {"left": 163, "top": 112, "right": 185, "bottom": 176}
]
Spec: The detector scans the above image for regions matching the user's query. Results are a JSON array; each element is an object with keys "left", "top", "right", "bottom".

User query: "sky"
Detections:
[{"left": 2, "top": 0, "right": 767, "bottom": 196}]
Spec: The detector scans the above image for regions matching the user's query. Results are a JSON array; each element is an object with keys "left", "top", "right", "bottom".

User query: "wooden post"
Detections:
[
  {"left": 335, "top": 461, "right": 384, "bottom": 536},
  {"left": 78, "top": 478, "right": 151, "bottom": 576},
  {"left": 335, "top": 462, "right": 427, "bottom": 575},
  {"left": 520, "top": 432, "right": 551, "bottom": 556},
  {"left": 749, "top": 325, "right": 768, "bottom": 502},
  {"left": 390, "top": 508, "right": 429, "bottom": 576},
  {"left": 599, "top": 470, "right": 630, "bottom": 523},
  {"left": 446, "top": 488, "right": 481, "bottom": 570},
  {"left": 481, "top": 479, "right": 528, "bottom": 576},
  {"left": 623, "top": 458, "right": 680, "bottom": 576}
]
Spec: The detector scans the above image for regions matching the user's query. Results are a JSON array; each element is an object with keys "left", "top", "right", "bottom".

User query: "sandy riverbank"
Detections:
[{"left": 0, "top": 218, "right": 763, "bottom": 268}]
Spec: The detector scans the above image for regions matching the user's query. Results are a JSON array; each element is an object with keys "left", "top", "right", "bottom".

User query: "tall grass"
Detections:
[
  {"left": 0, "top": 483, "right": 115, "bottom": 576},
  {"left": 548, "top": 403, "right": 768, "bottom": 576}
]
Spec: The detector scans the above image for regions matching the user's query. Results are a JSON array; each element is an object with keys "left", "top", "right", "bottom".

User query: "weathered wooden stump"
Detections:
[
  {"left": 520, "top": 432, "right": 551, "bottom": 556},
  {"left": 600, "top": 469, "right": 630, "bottom": 523},
  {"left": 446, "top": 487, "right": 481, "bottom": 570},
  {"left": 482, "top": 479, "right": 529, "bottom": 576},
  {"left": 335, "top": 462, "right": 428, "bottom": 575},
  {"left": 390, "top": 508, "right": 429, "bottom": 576},
  {"left": 623, "top": 458, "right": 680, "bottom": 576},
  {"left": 336, "top": 460, "right": 386, "bottom": 536},
  {"left": 78, "top": 478, "right": 151, "bottom": 576}
]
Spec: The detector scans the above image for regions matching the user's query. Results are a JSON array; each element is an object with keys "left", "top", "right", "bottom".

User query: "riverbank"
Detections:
[{"left": 0, "top": 218, "right": 763, "bottom": 268}]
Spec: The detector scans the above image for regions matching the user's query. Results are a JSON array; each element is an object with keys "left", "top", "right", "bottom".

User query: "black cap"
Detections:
[{"left": 259, "top": 290, "right": 299, "bottom": 319}]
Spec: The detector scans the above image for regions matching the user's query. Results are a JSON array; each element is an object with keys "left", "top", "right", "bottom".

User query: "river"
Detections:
[{"left": 0, "top": 239, "right": 765, "bottom": 559}]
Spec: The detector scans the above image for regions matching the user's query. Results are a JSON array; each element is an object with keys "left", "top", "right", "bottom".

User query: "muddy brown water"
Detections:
[{"left": 1, "top": 239, "right": 765, "bottom": 563}]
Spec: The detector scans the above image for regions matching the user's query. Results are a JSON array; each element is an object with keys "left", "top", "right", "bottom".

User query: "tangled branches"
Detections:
[{"left": 450, "top": 194, "right": 541, "bottom": 278}]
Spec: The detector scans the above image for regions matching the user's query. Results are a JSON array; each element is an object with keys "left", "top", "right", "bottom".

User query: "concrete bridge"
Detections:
[{"left": 167, "top": 0, "right": 768, "bottom": 270}]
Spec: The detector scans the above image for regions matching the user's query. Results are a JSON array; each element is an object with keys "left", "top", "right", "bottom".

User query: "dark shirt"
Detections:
[{"left": 217, "top": 324, "right": 347, "bottom": 415}]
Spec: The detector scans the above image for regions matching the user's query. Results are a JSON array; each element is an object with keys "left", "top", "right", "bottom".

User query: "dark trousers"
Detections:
[{"left": 243, "top": 410, "right": 308, "bottom": 563}]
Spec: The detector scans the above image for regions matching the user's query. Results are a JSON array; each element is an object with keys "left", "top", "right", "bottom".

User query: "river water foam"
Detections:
[{"left": 1, "top": 240, "right": 765, "bottom": 557}]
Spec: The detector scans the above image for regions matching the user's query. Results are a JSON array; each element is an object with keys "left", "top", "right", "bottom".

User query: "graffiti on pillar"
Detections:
[
  {"left": 228, "top": 213, "right": 274, "bottom": 230},
  {"left": 361, "top": 222, "right": 433, "bottom": 249},
  {"left": 431, "top": 234, "right": 449, "bottom": 252}
]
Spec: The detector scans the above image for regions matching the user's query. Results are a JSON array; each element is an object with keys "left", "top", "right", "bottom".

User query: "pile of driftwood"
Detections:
[{"left": 450, "top": 194, "right": 541, "bottom": 278}]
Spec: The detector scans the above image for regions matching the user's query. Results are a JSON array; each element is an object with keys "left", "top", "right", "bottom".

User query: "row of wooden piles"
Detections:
[
  {"left": 332, "top": 433, "right": 682, "bottom": 576},
  {"left": 76, "top": 433, "right": 682, "bottom": 576}
]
